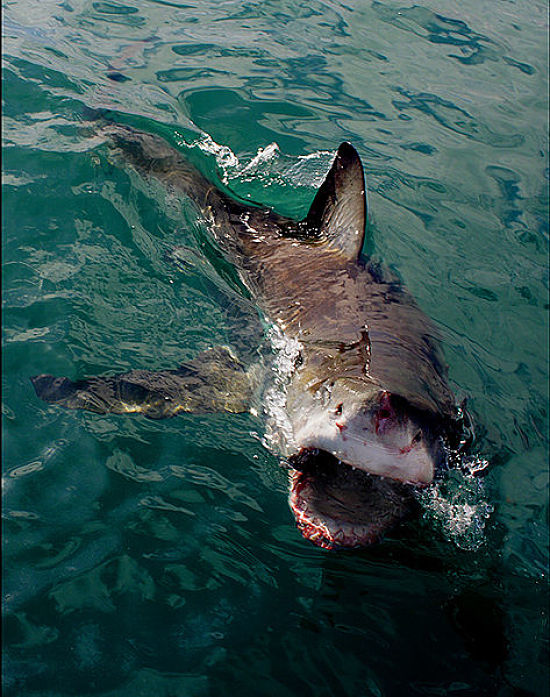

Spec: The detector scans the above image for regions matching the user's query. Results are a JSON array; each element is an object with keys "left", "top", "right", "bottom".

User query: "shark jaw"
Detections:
[{"left": 287, "top": 449, "right": 416, "bottom": 549}]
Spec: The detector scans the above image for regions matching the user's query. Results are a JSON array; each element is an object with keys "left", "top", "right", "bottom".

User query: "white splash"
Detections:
[
  {"left": 285, "top": 150, "right": 334, "bottom": 187},
  {"left": 261, "top": 325, "right": 301, "bottom": 456},
  {"left": 239, "top": 143, "right": 280, "bottom": 175},
  {"left": 419, "top": 460, "right": 493, "bottom": 551},
  {"left": 189, "top": 133, "right": 240, "bottom": 183}
]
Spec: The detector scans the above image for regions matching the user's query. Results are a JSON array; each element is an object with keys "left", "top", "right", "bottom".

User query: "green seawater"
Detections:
[{"left": 2, "top": 1, "right": 548, "bottom": 695}]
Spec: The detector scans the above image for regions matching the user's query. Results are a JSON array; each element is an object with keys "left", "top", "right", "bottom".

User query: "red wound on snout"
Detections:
[{"left": 375, "top": 391, "right": 396, "bottom": 434}]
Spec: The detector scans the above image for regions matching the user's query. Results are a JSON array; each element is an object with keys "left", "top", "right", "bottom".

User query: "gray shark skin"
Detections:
[{"left": 32, "top": 122, "right": 466, "bottom": 549}]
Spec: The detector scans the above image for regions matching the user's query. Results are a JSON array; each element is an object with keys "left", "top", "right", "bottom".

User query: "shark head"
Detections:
[
  {"left": 291, "top": 377, "right": 445, "bottom": 484},
  {"left": 285, "top": 376, "right": 448, "bottom": 549}
]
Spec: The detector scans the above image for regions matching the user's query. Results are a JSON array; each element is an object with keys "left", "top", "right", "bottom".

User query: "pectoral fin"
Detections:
[{"left": 31, "top": 347, "right": 253, "bottom": 419}]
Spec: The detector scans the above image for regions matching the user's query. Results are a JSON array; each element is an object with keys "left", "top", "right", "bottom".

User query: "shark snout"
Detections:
[{"left": 292, "top": 404, "right": 436, "bottom": 485}]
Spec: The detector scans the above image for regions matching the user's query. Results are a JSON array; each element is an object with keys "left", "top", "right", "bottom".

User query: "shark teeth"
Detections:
[
  {"left": 289, "top": 470, "right": 383, "bottom": 549},
  {"left": 286, "top": 453, "right": 414, "bottom": 549}
]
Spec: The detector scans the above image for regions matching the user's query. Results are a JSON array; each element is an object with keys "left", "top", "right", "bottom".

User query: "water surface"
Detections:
[{"left": 2, "top": 1, "right": 549, "bottom": 695}]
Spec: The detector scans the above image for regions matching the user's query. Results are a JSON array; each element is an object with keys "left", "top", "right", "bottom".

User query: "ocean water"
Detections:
[{"left": 2, "top": 1, "right": 548, "bottom": 695}]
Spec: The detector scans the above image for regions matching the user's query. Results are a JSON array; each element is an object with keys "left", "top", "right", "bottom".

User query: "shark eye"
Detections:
[
  {"left": 412, "top": 430, "right": 422, "bottom": 444},
  {"left": 334, "top": 403, "right": 343, "bottom": 416}
]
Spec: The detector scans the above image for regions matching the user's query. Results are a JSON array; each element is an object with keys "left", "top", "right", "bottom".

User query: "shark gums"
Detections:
[{"left": 32, "top": 122, "right": 469, "bottom": 549}]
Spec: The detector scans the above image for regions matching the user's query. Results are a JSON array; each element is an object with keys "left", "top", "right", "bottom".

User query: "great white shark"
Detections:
[{"left": 32, "top": 122, "right": 468, "bottom": 549}]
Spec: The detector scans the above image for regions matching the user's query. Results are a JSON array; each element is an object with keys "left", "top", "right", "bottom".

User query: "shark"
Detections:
[{"left": 31, "top": 122, "right": 467, "bottom": 549}]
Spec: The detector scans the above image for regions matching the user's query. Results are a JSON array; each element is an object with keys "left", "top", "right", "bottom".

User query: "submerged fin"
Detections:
[
  {"left": 31, "top": 347, "right": 253, "bottom": 419},
  {"left": 302, "top": 142, "right": 367, "bottom": 261}
]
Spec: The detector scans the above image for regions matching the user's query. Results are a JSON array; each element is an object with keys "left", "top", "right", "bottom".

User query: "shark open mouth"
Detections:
[{"left": 288, "top": 449, "right": 416, "bottom": 549}]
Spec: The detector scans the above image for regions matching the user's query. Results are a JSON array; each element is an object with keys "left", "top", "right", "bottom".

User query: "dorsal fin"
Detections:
[{"left": 303, "top": 142, "right": 367, "bottom": 261}]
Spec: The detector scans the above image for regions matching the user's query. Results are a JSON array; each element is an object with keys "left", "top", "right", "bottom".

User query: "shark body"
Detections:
[{"left": 32, "top": 123, "right": 465, "bottom": 548}]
